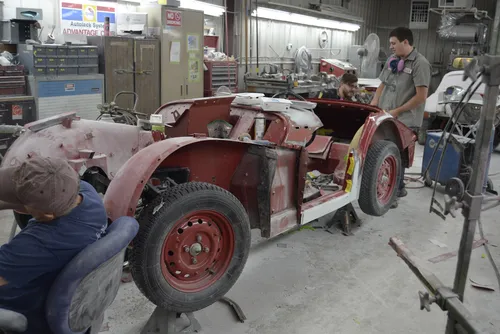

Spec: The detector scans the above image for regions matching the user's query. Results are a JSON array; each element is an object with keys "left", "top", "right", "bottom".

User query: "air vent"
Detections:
[
  {"left": 438, "top": 0, "right": 475, "bottom": 8},
  {"left": 410, "top": 0, "right": 430, "bottom": 30}
]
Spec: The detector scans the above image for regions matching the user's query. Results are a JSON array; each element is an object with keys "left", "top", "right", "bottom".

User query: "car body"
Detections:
[{"left": 1, "top": 94, "right": 416, "bottom": 313}]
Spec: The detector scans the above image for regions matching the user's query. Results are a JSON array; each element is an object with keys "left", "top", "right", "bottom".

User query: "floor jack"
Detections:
[{"left": 141, "top": 297, "right": 246, "bottom": 334}]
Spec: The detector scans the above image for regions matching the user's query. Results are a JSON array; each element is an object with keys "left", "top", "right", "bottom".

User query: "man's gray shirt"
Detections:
[{"left": 378, "top": 48, "right": 432, "bottom": 128}]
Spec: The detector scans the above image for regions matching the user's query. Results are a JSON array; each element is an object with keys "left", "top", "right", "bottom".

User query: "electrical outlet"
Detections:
[{"left": 286, "top": 43, "right": 293, "bottom": 51}]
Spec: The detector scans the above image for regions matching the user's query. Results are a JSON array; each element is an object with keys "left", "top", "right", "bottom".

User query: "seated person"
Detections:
[
  {"left": 0, "top": 157, "right": 108, "bottom": 334},
  {"left": 321, "top": 73, "right": 359, "bottom": 101}
]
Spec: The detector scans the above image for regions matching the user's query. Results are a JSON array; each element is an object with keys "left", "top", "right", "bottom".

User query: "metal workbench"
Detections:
[{"left": 244, "top": 75, "right": 325, "bottom": 96}]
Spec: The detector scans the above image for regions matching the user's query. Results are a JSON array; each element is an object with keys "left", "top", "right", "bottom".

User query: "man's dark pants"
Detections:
[{"left": 397, "top": 127, "right": 420, "bottom": 196}]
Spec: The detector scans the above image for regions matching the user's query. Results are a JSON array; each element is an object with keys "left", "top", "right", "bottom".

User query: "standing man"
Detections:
[{"left": 370, "top": 27, "right": 431, "bottom": 208}]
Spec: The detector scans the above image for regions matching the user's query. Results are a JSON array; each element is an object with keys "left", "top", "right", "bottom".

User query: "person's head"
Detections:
[
  {"left": 389, "top": 27, "right": 414, "bottom": 58},
  {"left": 339, "top": 73, "right": 358, "bottom": 99},
  {"left": 0, "top": 156, "right": 80, "bottom": 221}
]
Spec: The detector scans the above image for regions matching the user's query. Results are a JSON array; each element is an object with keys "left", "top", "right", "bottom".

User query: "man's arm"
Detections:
[
  {"left": 370, "top": 83, "right": 385, "bottom": 106},
  {"left": 390, "top": 86, "right": 428, "bottom": 117},
  {"left": 390, "top": 59, "right": 431, "bottom": 117}
]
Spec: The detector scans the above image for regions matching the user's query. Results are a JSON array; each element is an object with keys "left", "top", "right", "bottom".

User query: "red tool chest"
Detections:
[{"left": 203, "top": 60, "right": 238, "bottom": 97}]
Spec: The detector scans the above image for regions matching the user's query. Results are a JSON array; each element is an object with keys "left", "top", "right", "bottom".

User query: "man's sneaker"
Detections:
[{"left": 397, "top": 188, "right": 408, "bottom": 198}]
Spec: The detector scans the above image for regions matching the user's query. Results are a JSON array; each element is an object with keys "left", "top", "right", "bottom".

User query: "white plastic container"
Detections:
[
  {"left": 260, "top": 97, "right": 292, "bottom": 112},
  {"left": 254, "top": 113, "right": 266, "bottom": 140},
  {"left": 233, "top": 93, "right": 265, "bottom": 106},
  {"left": 290, "top": 100, "right": 317, "bottom": 110}
]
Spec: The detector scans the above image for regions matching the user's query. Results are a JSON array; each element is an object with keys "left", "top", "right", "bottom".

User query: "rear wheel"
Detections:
[
  {"left": 359, "top": 140, "right": 401, "bottom": 216},
  {"left": 130, "top": 182, "right": 251, "bottom": 313}
]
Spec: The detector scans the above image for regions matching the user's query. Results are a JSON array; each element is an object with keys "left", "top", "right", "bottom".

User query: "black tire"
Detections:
[
  {"left": 445, "top": 177, "right": 465, "bottom": 201},
  {"left": 358, "top": 140, "right": 402, "bottom": 216},
  {"left": 418, "top": 118, "right": 431, "bottom": 146},
  {"left": 130, "top": 182, "right": 251, "bottom": 313},
  {"left": 13, "top": 212, "right": 32, "bottom": 230}
]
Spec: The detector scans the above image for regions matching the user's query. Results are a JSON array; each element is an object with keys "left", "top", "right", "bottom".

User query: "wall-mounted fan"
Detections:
[{"left": 357, "top": 33, "right": 382, "bottom": 78}]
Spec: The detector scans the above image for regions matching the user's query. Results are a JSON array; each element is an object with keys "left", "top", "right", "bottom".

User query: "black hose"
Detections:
[
  {"left": 423, "top": 73, "right": 483, "bottom": 177},
  {"left": 305, "top": 130, "right": 317, "bottom": 148},
  {"left": 429, "top": 79, "right": 483, "bottom": 212},
  {"left": 272, "top": 90, "right": 307, "bottom": 101}
]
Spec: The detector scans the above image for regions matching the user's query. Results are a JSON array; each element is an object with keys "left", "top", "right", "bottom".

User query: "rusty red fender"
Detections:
[
  {"left": 356, "top": 112, "right": 417, "bottom": 168},
  {"left": 103, "top": 136, "right": 246, "bottom": 221}
]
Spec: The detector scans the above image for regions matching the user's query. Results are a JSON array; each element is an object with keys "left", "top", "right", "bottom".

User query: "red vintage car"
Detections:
[{"left": 2, "top": 93, "right": 415, "bottom": 313}]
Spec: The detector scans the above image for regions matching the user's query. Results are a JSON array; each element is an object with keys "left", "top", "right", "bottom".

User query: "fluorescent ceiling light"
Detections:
[
  {"left": 179, "top": 0, "right": 225, "bottom": 17},
  {"left": 252, "top": 7, "right": 360, "bottom": 32}
]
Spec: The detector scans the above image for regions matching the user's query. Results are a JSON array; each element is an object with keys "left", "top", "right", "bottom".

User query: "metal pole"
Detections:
[
  {"left": 389, "top": 237, "right": 483, "bottom": 333},
  {"left": 445, "top": 55, "right": 500, "bottom": 333},
  {"left": 255, "top": 0, "right": 259, "bottom": 74},
  {"left": 491, "top": 0, "right": 500, "bottom": 55}
]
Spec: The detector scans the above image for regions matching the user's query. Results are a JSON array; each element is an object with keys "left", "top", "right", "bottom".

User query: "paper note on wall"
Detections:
[
  {"left": 187, "top": 34, "right": 200, "bottom": 52},
  {"left": 170, "top": 41, "right": 180, "bottom": 63},
  {"left": 188, "top": 55, "right": 200, "bottom": 83}
]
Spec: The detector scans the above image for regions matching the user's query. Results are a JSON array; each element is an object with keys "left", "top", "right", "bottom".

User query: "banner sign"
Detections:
[{"left": 61, "top": 1, "right": 116, "bottom": 36}]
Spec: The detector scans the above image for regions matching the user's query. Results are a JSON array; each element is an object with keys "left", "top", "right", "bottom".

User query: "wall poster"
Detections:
[{"left": 60, "top": 0, "right": 116, "bottom": 36}]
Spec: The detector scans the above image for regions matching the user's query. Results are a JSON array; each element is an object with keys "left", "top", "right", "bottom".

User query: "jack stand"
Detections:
[
  {"left": 140, "top": 298, "right": 246, "bottom": 334},
  {"left": 327, "top": 203, "right": 360, "bottom": 235},
  {"left": 141, "top": 308, "right": 201, "bottom": 334}
]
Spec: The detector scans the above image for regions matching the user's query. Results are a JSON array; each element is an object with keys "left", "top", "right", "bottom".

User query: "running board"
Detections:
[{"left": 301, "top": 190, "right": 355, "bottom": 225}]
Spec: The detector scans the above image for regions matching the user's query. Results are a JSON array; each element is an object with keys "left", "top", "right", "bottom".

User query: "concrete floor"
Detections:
[{"left": 1, "top": 144, "right": 500, "bottom": 334}]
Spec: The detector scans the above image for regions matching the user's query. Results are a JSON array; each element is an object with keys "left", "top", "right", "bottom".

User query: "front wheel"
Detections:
[
  {"left": 358, "top": 140, "right": 402, "bottom": 216},
  {"left": 130, "top": 182, "right": 251, "bottom": 313}
]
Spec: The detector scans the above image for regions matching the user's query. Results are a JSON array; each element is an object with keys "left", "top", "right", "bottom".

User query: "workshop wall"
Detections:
[
  {"left": 376, "top": 0, "right": 497, "bottom": 66},
  {"left": 243, "top": 0, "right": 381, "bottom": 69}
]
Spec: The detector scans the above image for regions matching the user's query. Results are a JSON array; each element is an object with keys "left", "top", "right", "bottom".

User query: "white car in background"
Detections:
[{"left": 421, "top": 70, "right": 500, "bottom": 147}]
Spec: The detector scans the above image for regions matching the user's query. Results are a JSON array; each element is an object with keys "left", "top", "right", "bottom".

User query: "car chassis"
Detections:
[{"left": 2, "top": 94, "right": 416, "bottom": 314}]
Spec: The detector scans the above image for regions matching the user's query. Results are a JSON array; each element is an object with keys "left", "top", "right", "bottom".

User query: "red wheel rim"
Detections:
[
  {"left": 376, "top": 155, "right": 397, "bottom": 205},
  {"left": 160, "top": 211, "right": 235, "bottom": 293}
]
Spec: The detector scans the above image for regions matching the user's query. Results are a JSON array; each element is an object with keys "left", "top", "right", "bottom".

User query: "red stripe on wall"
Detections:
[
  {"left": 97, "top": 6, "right": 115, "bottom": 12},
  {"left": 61, "top": 2, "right": 82, "bottom": 9}
]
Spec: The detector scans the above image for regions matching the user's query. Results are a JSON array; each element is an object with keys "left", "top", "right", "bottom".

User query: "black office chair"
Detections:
[{"left": 0, "top": 216, "right": 139, "bottom": 334}]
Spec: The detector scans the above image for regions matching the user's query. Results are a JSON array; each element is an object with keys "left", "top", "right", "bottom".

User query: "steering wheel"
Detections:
[{"left": 272, "top": 90, "right": 307, "bottom": 101}]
